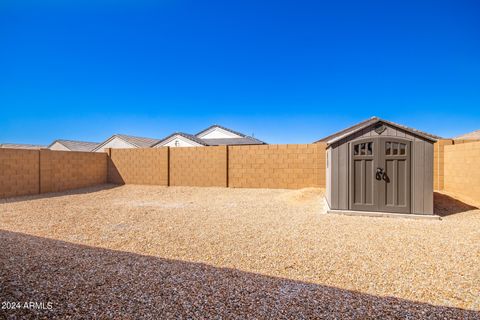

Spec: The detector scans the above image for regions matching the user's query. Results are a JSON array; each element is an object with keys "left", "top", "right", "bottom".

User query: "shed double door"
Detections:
[{"left": 349, "top": 137, "right": 411, "bottom": 213}]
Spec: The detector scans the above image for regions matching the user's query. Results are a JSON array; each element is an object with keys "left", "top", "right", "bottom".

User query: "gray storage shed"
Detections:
[{"left": 318, "top": 117, "right": 438, "bottom": 216}]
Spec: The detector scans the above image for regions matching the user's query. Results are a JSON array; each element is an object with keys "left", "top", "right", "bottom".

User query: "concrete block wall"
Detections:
[
  {"left": 0, "top": 149, "right": 40, "bottom": 198},
  {"left": 433, "top": 139, "right": 454, "bottom": 190},
  {"left": 444, "top": 141, "right": 480, "bottom": 204},
  {"left": 0, "top": 148, "right": 107, "bottom": 199},
  {"left": 106, "top": 144, "right": 327, "bottom": 189},
  {"left": 170, "top": 146, "right": 227, "bottom": 187},
  {"left": 40, "top": 150, "right": 107, "bottom": 193},
  {"left": 228, "top": 144, "right": 326, "bottom": 189},
  {"left": 108, "top": 148, "right": 169, "bottom": 185}
]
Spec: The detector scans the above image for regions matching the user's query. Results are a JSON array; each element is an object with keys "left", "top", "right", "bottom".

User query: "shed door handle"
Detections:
[{"left": 375, "top": 168, "right": 383, "bottom": 180}]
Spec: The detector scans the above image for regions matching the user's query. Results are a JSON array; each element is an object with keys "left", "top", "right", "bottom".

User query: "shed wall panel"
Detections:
[
  {"left": 412, "top": 141, "right": 425, "bottom": 214},
  {"left": 331, "top": 146, "right": 339, "bottom": 208},
  {"left": 338, "top": 142, "right": 349, "bottom": 209},
  {"left": 423, "top": 142, "right": 434, "bottom": 214},
  {"left": 326, "top": 149, "right": 332, "bottom": 207}
]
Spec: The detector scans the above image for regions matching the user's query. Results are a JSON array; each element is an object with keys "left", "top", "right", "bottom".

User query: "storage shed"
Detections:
[{"left": 319, "top": 117, "right": 438, "bottom": 216}]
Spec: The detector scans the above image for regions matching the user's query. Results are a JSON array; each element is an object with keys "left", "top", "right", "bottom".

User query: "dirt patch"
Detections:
[{"left": 1, "top": 185, "right": 479, "bottom": 318}]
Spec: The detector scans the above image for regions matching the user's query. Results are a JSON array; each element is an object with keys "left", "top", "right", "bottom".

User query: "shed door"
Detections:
[
  {"left": 378, "top": 138, "right": 411, "bottom": 213},
  {"left": 350, "top": 139, "right": 377, "bottom": 211},
  {"left": 349, "top": 137, "right": 411, "bottom": 213}
]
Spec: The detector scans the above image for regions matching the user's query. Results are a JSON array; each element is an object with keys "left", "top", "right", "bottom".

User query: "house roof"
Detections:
[
  {"left": 315, "top": 117, "right": 441, "bottom": 145},
  {"left": 196, "top": 125, "right": 266, "bottom": 145},
  {"left": 0, "top": 143, "right": 46, "bottom": 150},
  {"left": 93, "top": 134, "right": 161, "bottom": 151},
  {"left": 201, "top": 137, "right": 265, "bottom": 146},
  {"left": 154, "top": 132, "right": 208, "bottom": 147},
  {"left": 195, "top": 124, "right": 248, "bottom": 138},
  {"left": 48, "top": 139, "right": 100, "bottom": 152},
  {"left": 454, "top": 129, "right": 480, "bottom": 140},
  {"left": 155, "top": 125, "right": 267, "bottom": 147}
]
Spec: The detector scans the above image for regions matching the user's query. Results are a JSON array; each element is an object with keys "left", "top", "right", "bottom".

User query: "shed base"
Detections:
[{"left": 327, "top": 209, "right": 441, "bottom": 220}]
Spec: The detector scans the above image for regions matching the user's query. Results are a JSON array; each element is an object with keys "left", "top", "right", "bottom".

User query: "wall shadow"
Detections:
[
  {"left": 0, "top": 184, "right": 119, "bottom": 204},
  {"left": 1, "top": 230, "right": 478, "bottom": 319},
  {"left": 434, "top": 192, "right": 478, "bottom": 217},
  {"left": 107, "top": 157, "right": 125, "bottom": 185}
]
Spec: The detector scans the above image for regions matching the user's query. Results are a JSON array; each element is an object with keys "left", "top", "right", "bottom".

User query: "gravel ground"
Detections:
[{"left": 0, "top": 185, "right": 479, "bottom": 319}]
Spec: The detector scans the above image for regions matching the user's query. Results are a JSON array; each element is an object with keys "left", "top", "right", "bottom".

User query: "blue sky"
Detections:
[{"left": 1, "top": 0, "right": 479, "bottom": 145}]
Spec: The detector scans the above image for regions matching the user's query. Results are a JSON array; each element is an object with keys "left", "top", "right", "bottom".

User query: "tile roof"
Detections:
[
  {"left": 315, "top": 117, "right": 442, "bottom": 144},
  {"left": 114, "top": 134, "right": 161, "bottom": 148},
  {"left": 155, "top": 125, "right": 266, "bottom": 147},
  {"left": 454, "top": 130, "right": 480, "bottom": 140},
  {"left": 92, "top": 134, "right": 161, "bottom": 151},
  {"left": 195, "top": 124, "right": 248, "bottom": 138},
  {"left": 49, "top": 140, "right": 100, "bottom": 152},
  {"left": 201, "top": 137, "right": 265, "bottom": 146},
  {"left": 0, "top": 143, "right": 46, "bottom": 150},
  {"left": 154, "top": 132, "right": 208, "bottom": 147}
]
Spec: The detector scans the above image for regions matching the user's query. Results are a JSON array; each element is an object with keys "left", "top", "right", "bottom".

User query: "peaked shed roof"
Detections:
[
  {"left": 315, "top": 117, "right": 441, "bottom": 145},
  {"left": 48, "top": 139, "right": 99, "bottom": 152}
]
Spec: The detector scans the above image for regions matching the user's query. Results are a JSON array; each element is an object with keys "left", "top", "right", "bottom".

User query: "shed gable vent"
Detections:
[{"left": 375, "top": 123, "right": 387, "bottom": 135}]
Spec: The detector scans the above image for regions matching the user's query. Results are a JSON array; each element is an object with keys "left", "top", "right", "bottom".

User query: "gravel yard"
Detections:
[{"left": 1, "top": 185, "right": 479, "bottom": 319}]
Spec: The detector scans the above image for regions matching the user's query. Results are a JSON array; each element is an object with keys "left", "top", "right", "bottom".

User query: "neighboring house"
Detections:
[
  {"left": 454, "top": 129, "right": 480, "bottom": 140},
  {"left": 0, "top": 143, "right": 46, "bottom": 150},
  {"left": 48, "top": 139, "right": 100, "bottom": 152},
  {"left": 154, "top": 125, "right": 266, "bottom": 148},
  {"left": 92, "top": 134, "right": 161, "bottom": 152}
]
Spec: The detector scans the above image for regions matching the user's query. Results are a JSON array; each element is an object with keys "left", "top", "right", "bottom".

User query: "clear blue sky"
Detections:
[{"left": 1, "top": 0, "right": 479, "bottom": 145}]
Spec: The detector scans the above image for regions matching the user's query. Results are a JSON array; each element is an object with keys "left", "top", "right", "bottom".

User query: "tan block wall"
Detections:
[
  {"left": 0, "top": 148, "right": 40, "bottom": 198},
  {"left": 169, "top": 146, "right": 227, "bottom": 187},
  {"left": 40, "top": 150, "right": 107, "bottom": 193},
  {"left": 0, "top": 148, "right": 107, "bottom": 199},
  {"left": 108, "top": 148, "right": 169, "bottom": 185},
  {"left": 453, "top": 139, "right": 480, "bottom": 145},
  {"left": 433, "top": 139, "right": 453, "bottom": 190},
  {"left": 228, "top": 144, "right": 326, "bottom": 189},
  {"left": 444, "top": 141, "right": 480, "bottom": 204}
]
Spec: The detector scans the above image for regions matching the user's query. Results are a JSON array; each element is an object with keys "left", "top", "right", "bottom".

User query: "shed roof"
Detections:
[
  {"left": 48, "top": 139, "right": 99, "bottom": 152},
  {"left": 315, "top": 117, "right": 441, "bottom": 145}
]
